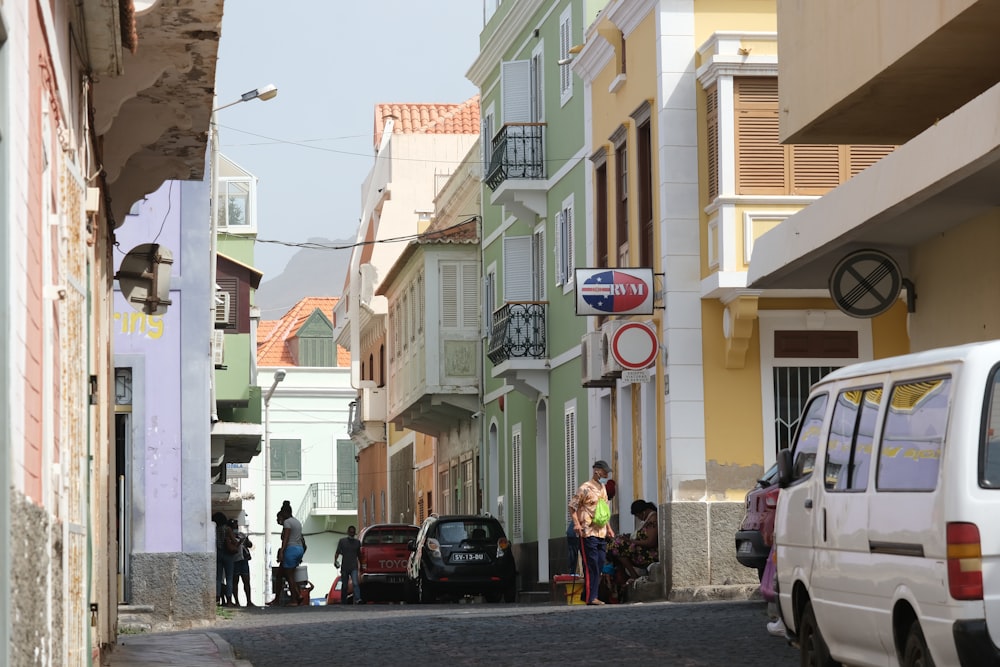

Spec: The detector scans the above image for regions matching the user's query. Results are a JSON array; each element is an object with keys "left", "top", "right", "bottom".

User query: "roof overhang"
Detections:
[
  {"left": 90, "top": 0, "right": 224, "bottom": 226},
  {"left": 748, "top": 81, "right": 1000, "bottom": 290},
  {"left": 211, "top": 421, "right": 263, "bottom": 465}
]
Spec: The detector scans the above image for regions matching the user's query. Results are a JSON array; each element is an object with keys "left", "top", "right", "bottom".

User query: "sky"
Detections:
[{"left": 214, "top": 1, "right": 484, "bottom": 279}]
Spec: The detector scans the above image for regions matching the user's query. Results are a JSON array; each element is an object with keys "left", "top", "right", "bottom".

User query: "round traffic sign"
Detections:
[
  {"left": 611, "top": 322, "right": 658, "bottom": 370},
  {"left": 829, "top": 249, "right": 901, "bottom": 318}
]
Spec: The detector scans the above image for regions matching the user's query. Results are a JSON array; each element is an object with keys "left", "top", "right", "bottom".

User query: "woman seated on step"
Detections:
[{"left": 607, "top": 500, "right": 658, "bottom": 589}]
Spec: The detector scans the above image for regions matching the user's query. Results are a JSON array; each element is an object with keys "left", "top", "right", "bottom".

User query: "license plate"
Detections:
[
  {"left": 385, "top": 576, "right": 404, "bottom": 583},
  {"left": 738, "top": 541, "right": 752, "bottom": 554},
  {"left": 451, "top": 552, "right": 486, "bottom": 563}
]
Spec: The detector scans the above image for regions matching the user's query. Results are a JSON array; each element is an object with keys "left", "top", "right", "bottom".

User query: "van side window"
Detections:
[
  {"left": 981, "top": 368, "right": 1000, "bottom": 488},
  {"left": 877, "top": 378, "right": 950, "bottom": 491},
  {"left": 825, "top": 388, "right": 880, "bottom": 491},
  {"left": 790, "top": 394, "right": 828, "bottom": 481}
]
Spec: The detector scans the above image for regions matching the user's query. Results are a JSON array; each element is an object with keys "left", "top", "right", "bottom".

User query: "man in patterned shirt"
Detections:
[{"left": 569, "top": 460, "right": 616, "bottom": 605}]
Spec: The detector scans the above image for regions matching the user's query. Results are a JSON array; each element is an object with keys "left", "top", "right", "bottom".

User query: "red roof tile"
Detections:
[
  {"left": 374, "top": 95, "right": 480, "bottom": 148},
  {"left": 256, "top": 297, "right": 350, "bottom": 368}
]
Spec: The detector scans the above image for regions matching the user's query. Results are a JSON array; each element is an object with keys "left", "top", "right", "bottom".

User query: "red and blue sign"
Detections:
[{"left": 575, "top": 268, "right": 654, "bottom": 316}]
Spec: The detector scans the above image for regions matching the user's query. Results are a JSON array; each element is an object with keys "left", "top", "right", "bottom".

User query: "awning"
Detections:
[{"left": 748, "top": 81, "right": 1000, "bottom": 290}]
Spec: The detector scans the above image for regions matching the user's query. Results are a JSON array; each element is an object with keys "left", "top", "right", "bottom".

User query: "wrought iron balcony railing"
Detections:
[
  {"left": 485, "top": 123, "right": 546, "bottom": 191},
  {"left": 487, "top": 301, "right": 547, "bottom": 365},
  {"left": 297, "top": 481, "right": 357, "bottom": 518}
]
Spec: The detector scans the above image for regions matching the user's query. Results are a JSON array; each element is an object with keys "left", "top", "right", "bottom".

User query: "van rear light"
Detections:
[{"left": 947, "top": 522, "right": 983, "bottom": 600}]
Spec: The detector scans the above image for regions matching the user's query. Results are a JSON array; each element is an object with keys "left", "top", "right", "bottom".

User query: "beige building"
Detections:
[{"left": 750, "top": 1, "right": 1000, "bottom": 352}]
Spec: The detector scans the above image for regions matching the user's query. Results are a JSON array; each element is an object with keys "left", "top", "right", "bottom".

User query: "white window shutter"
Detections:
[
  {"left": 554, "top": 211, "right": 564, "bottom": 286},
  {"left": 512, "top": 430, "right": 523, "bottom": 539},
  {"left": 565, "top": 406, "right": 577, "bottom": 513},
  {"left": 560, "top": 15, "right": 571, "bottom": 96},
  {"left": 503, "top": 236, "right": 533, "bottom": 301},
  {"left": 441, "top": 263, "right": 459, "bottom": 328},
  {"left": 565, "top": 206, "right": 575, "bottom": 285},
  {"left": 501, "top": 60, "right": 532, "bottom": 123},
  {"left": 212, "top": 330, "right": 225, "bottom": 366},
  {"left": 533, "top": 229, "right": 546, "bottom": 300},
  {"left": 461, "top": 262, "right": 479, "bottom": 328}
]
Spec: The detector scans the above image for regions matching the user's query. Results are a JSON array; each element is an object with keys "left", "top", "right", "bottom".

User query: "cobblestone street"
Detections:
[{"left": 200, "top": 600, "right": 798, "bottom": 667}]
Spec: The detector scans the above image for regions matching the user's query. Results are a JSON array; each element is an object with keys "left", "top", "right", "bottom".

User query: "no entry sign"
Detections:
[{"left": 611, "top": 322, "right": 658, "bottom": 370}]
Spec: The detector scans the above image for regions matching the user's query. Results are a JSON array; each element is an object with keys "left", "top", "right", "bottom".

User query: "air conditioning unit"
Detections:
[
  {"left": 601, "top": 320, "right": 624, "bottom": 378},
  {"left": 581, "top": 331, "right": 609, "bottom": 387},
  {"left": 361, "top": 386, "right": 386, "bottom": 422},
  {"left": 214, "top": 291, "right": 230, "bottom": 325},
  {"left": 211, "top": 329, "right": 225, "bottom": 366}
]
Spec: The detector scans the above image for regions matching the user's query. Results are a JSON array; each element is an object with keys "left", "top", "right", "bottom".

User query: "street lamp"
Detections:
[
  {"left": 213, "top": 84, "right": 278, "bottom": 112},
  {"left": 262, "top": 368, "right": 286, "bottom": 602}
]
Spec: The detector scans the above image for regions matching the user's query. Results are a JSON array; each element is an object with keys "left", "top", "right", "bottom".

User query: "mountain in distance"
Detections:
[{"left": 254, "top": 237, "right": 352, "bottom": 320}]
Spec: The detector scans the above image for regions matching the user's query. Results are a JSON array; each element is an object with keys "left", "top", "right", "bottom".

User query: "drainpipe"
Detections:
[{"left": 209, "top": 116, "right": 220, "bottom": 423}]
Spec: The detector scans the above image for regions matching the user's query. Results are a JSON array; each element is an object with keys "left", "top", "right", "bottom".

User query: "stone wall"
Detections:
[
  {"left": 129, "top": 552, "right": 215, "bottom": 631},
  {"left": 10, "top": 490, "right": 54, "bottom": 667}
]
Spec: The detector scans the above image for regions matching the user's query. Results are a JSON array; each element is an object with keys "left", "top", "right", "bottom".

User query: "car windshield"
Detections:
[
  {"left": 363, "top": 529, "right": 416, "bottom": 545},
  {"left": 436, "top": 521, "right": 497, "bottom": 543}
]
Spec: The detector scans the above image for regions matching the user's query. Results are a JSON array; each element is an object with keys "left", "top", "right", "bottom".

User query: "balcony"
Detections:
[
  {"left": 487, "top": 302, "right": 549, "bottom": 399},
  {"left": 298, "top": 482, "right": 358, "bottom": 533},
  {"left": 486, "top": 123, "right": 548, "bottom": 221},
  {"left": 348, "top": 391, "right": 385, "bottom": 448}
]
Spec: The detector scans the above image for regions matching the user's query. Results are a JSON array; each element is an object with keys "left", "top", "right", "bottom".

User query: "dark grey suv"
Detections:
[{"left": 406, "top": 514, "right": 517, "bottom": 603}]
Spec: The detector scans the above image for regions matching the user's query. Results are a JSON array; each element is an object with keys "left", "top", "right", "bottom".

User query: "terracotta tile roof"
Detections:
[
  {"left": 374, "top": 95, "right": 480, "bottom": 148},
  {"left": 256, "top": 296, "right": 350, "bottom": 368}
]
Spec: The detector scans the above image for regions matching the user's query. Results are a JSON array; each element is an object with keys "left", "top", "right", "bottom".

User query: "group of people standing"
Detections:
[
  {"left": 569, "top": 460, "right": 659, "bottom": 605},
  {"left": 212, "top": 512, "right": 254, "bottom": 607}
]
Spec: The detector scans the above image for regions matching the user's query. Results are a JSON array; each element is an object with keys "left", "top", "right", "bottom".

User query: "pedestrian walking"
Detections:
[
  {"left": 569, "top": 460, "right": 615, "bottom": 605},
  {"left": 335, "top": 525, "right": 362, "bottom": 605}
]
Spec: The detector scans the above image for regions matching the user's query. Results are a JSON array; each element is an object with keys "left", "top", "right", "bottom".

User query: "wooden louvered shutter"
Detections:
[
  {"left": 705, "top": 85, "right": 719, "bottom": 201},
  {"left": 735, "top": 78, "right": 786, "bottom": 194},
  {"left": 441, "top": 263, "right": 458, "bottom": 328},
  {"left": 791, "top": 144, "right": 842, "bottom": 194},
  {"left": 848, "top": 145, "right": 895, "bottom": 177},
  {"left": 462, "top": 262, "right": 479, "bottom": 328}
]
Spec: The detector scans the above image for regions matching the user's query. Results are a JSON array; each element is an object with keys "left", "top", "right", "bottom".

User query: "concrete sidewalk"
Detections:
[{"left": 107, "top": 632, "right": 252, "bottom": 667}]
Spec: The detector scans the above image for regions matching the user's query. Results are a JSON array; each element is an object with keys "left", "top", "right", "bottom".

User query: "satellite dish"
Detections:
[{"left": 116, "top": 243, "right": 174, "bottom": 315}]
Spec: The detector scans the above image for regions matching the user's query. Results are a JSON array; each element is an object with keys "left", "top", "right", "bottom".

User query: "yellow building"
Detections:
[{"left": 575, "top": 0, "right": 909, "bottom": 598}]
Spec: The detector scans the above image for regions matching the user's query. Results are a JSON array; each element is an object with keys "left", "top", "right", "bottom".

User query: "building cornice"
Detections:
[
  {"left": 574, "top": 22, "right": 614, "bottom": 84},
  {"left": 605, "top": 0, "right": 656, "bottom": 39},
  {"left": 467, "top": 0, "right": 547, "bottom": 87}
]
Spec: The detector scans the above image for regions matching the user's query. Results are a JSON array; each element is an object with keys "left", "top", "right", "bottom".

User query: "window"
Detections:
[
  {"left": 593, "top": 150, "right": 609, "bottom": 268},
  {"left": 559, "top": 6, "right": 573, "bottom": 105},
  {"left": 789, "top": 395, "right": 828, "bottom": 482},
  {"left": 877, "top": 378, "right": 950, "bottom": 491},
  {"left": 270, "top": 439, "right": 302, "bottom": 481},
  {"left": 530, "top": 46, "right": 544, "bottom": 123},
  {"left": 482, "top": 106, "right": 495, "bottom": 177},
  {"left": 982, "top": 367, "right": 1000, "bottom": 488},
  {"left": 635, "top": 114, "right": 654, "bottom": 268},
  {"left": 215, "top": 278, "right": 237, "bottom": 329},
  {"left": 218, "top": 178, "right": 253, "bottom": 229},
  {"left": 825, "top": 389, "right": 879, "bottom": 491},
  {"left": 501, "top": 60, "right": 534, "bottom": 124},
  {"left": 774, "top": 366, "right": 838, "bottom": 457},
  {"left": 555, "top": 196, "right": 575, "bottom": 287},
  {"left": 441, "top": 261, "right": 481, "bottom": 329},
  {"left": 512, "top": 428, "right": 523, "bottom": 539},
  {"left": 612, "top": 126, "right": 629, "bottom": 266},
  {"left": 503, "top": 236, "right": 534, "bottom": 301},
  {"left": 732, "top": 77, "right": 895, "bottom": 196}
]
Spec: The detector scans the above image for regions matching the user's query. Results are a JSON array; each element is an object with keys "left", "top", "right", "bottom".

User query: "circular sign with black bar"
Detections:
[{"left": 829, "top": 249, "right": 902, "bottom": 318}]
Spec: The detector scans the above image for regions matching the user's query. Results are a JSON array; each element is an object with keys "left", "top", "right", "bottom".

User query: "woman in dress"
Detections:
[{"left": 607, "top": 500, "right": 658, "bottom": 583}]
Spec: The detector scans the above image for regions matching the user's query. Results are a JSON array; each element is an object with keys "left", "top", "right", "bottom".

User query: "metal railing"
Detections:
[
  {"left": 297, "top": 482, "right": 357, "bottom": 518},
  {"left": 485, "top": 123, "right": 545, "bottom": 191},
  {"left": 487, "top": 301, "right": 547, "bottom": 364}
]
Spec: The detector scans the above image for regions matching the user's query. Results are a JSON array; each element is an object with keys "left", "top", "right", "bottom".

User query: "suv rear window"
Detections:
[
  {"left": 436, "top": 520, "right": 499, "bottom": 543},
  {"left": 362, "top": 529, "right": 416, "bottom": 545}
]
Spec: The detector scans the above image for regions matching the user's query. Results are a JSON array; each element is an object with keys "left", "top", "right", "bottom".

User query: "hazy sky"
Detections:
[{"left": 214, "top": 1, "right": 483, "bottom": 279}]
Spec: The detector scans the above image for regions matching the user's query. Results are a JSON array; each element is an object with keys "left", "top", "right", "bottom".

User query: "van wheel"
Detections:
[
  {"left": 799, "top": 601, "right": 840, "bottom": 667},
  {"left": 902, "top": 621, "right": 935, "bottom": 667},
  {"left": 417, "top": 575, "right": 435, "bottom": 604}
]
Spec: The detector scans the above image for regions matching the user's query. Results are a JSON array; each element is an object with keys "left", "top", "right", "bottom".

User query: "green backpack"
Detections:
[{"left": 592, "top": 497, "right": 611, "bottom": 528}]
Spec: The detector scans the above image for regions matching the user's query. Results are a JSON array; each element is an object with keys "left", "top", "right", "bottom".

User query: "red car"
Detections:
[
  {"left": 735, "top": 464, "right": 779, "bottom": 579},
  {"left": 325, "top": 575, "right": 354, "bottom": 605}
]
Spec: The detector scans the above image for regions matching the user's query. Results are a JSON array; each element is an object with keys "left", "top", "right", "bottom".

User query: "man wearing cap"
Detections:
[{"left": 569, "top": 460, "right": 616, "bottom": 605}]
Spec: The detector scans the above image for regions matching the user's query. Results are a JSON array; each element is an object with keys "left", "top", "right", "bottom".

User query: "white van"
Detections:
[{"left": 774, "top": 340, "right": 1000, "bottom": 667}]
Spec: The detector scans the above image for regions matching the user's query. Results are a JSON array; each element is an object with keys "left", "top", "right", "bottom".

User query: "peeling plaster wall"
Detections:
[{"left": 10, "top": 491, "right": 54, "bottom": 667}]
